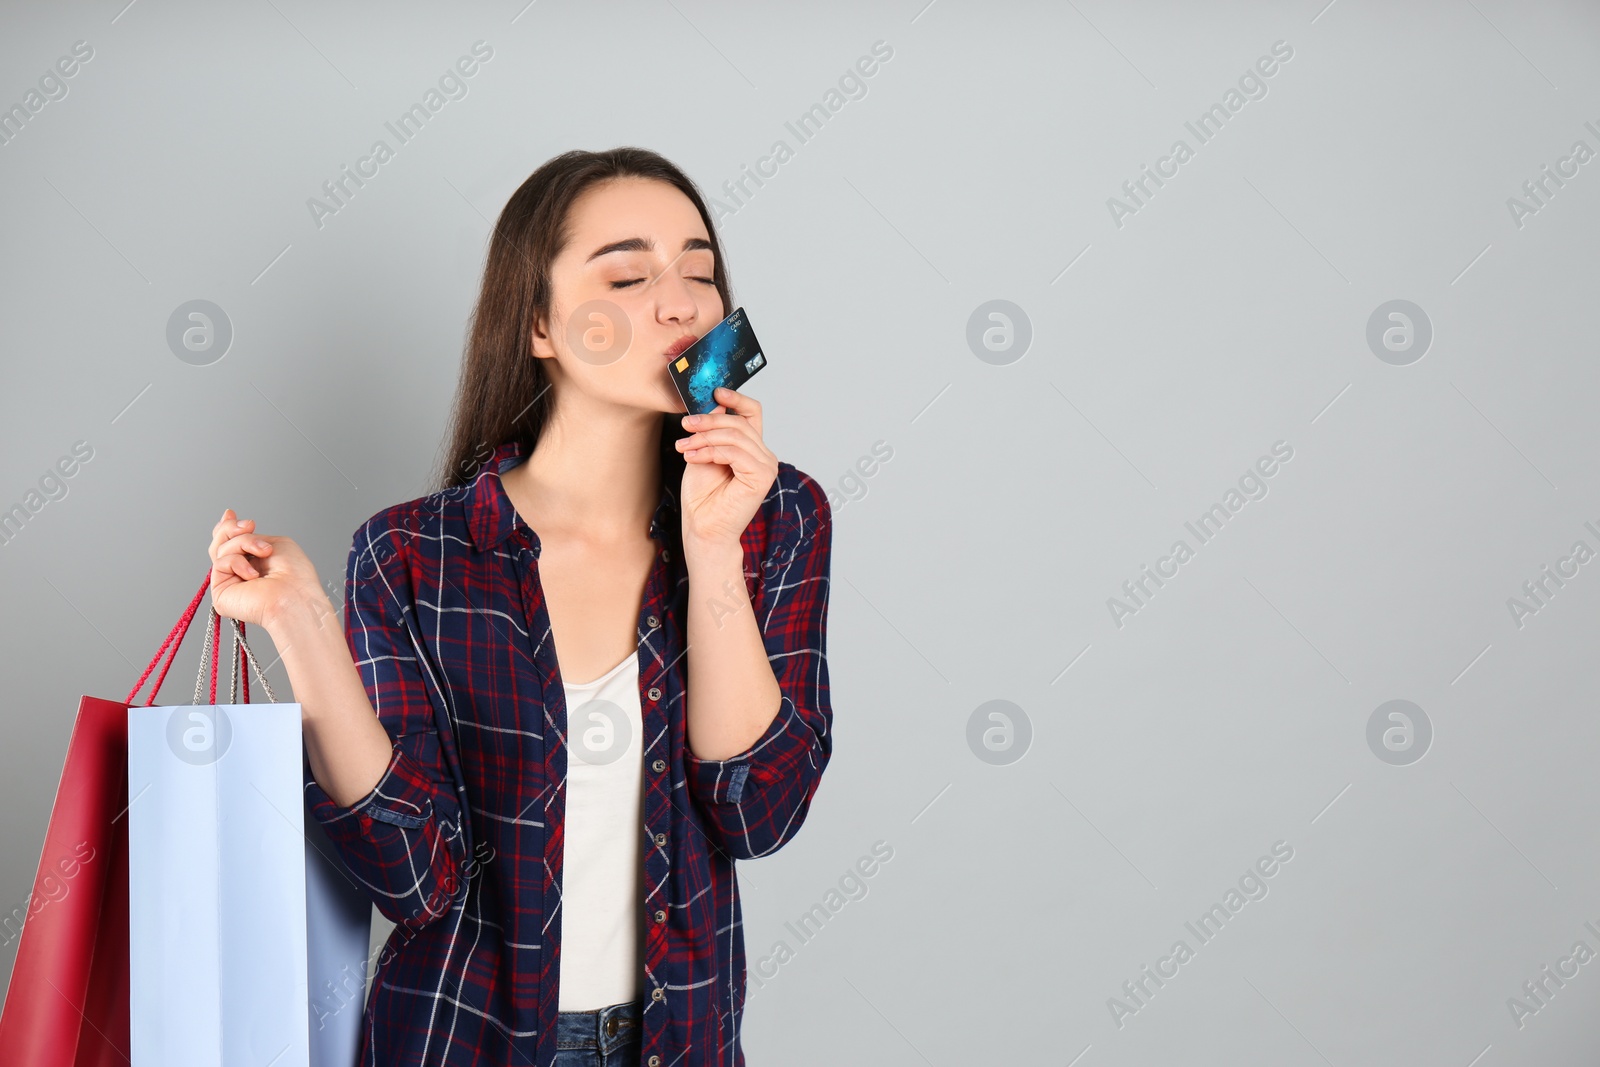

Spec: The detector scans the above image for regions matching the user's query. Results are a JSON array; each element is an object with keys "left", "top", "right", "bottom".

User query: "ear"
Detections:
[{"left": 530, "top": 310, "right": 557, "bottom": 360}]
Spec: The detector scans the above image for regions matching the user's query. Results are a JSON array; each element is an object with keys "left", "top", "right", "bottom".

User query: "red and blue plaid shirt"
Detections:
[{"left": 304, "top": 437, "right": 834, "bottom": 1066}]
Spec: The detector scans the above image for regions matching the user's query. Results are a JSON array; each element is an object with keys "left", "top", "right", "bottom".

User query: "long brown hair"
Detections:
[{"left": 432, "top": 147, "right": 735, "bottom": 492}]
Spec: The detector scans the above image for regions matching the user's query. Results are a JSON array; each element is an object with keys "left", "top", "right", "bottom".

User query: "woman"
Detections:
[{"left": 206, "top": 147, "right": 834, "bottom": 1067}]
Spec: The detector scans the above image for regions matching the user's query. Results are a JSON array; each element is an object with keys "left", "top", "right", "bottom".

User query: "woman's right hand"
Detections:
[{"left": 209, "top": 508, "right": 328, "bottom": 633}]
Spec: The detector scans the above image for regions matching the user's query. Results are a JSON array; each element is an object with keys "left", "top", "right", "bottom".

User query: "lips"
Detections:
[{"left": 663, "top": 334, "right": 698, "bottom": 361}]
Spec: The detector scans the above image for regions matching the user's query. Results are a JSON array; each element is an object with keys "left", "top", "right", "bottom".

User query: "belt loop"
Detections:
[{"left": 598, "top": 998, "right": 638, "bottom": 1051}]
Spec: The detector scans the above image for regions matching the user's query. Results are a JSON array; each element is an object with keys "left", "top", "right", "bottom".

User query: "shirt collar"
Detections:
[{"left": 466, "top": 439, "right": 680, "bottom": 554}]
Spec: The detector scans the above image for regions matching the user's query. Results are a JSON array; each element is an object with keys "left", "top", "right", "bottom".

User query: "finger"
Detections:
[
  {"left": 214, "top": 509, "right": 252, "bottom": 534},
  {"left": 679, "top": 428, "right": 774, "bottom": 471},
  {"left": 212, "top": 511, "right": 233, "bottom": 552},
  {"left": 679, "top": 411, "right": 747, "bottom": 432},
  {"left": 712, "top": 387, "right": 760, "bottom": 416},
  {"left": 679, "top": 412, "right": 772, "bottom": 465},
  {"left": 711, "top": 386, "right": 752, "bottom": 409},
  {"left": 217, "top": 532, "right": 273, "bottom": 564},
  {"left": 683, "top": 438, "right": 762, "bottom": 473},
  {"left": 712, "top": 387, "right": 762, "bottom": 435},
  {"left": 672, "top": 425, "right": 752, "bottom": 447},
  {"left": 215, "top": 537, "right": 266, "bottom": 582},
  {"left": 210, "top": 545, "right": 258, "bottom": 584},
  {"left": 684, "top": 443, "right": 752, "bottom": 469},
  {"left": 211, "top": 512, "right": 254, "bottom": 554},
  {"left": 675, "top": 427, "right": 759, "bottom": 453}
]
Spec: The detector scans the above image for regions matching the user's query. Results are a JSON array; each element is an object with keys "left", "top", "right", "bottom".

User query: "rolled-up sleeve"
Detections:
[
  {"left": 304, "top": 517, "right": 469, "bottom": 932},
  {"left": 685, "top": 473, "right": 833, "bottom": 860}
]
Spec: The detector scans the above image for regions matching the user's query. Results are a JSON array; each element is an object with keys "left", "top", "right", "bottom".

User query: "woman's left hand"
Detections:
[{"left": 675, "top": 386, "right": 778, "bottom": 554}]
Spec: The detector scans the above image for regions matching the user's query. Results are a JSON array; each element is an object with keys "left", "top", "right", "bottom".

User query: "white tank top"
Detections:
[{"left": 557, "top": 651, "right": 645, "bottom": 1011}]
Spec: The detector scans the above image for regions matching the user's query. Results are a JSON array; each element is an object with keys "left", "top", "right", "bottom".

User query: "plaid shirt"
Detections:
[{"left": 304, "top": 438, "right": 834, "bottom": 1066}]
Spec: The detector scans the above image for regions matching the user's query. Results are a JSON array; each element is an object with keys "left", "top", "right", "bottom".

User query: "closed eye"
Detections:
[{"left": 610, "top": 276, "right": 716, "bottom": 290}]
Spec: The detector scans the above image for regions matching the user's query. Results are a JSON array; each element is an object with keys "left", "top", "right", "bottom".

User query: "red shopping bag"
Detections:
[{"left": 0, "top": 573, "right": 252, "bottom": 1067}]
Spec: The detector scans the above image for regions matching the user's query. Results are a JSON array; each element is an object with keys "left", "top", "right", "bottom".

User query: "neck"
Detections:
[{"left": 505, "top": 391, "right": 664, "bottom": 543}]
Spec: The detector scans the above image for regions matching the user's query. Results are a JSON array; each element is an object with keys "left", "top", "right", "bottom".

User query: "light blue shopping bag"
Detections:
[{"left": 127, "top": 609, "right": 371, "bottom": 1067}]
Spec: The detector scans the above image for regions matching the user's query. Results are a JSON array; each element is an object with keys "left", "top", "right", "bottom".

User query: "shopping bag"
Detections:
[
  {"left": 0, "top": 573, "right": 217, "bottom": 1067},
  {"left": 0, "top": 692, "right": 133, "bottom": 1067},
  {"left": 126, "top": 583, "right": 372, "bottom": 1067}
]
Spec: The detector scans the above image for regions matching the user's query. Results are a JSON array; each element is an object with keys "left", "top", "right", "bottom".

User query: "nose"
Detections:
[{"left": 652, "top": 272, "right": 700, "bottom": 326}]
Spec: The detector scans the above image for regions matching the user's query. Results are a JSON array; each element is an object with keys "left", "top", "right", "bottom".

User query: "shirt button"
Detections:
[
  {"left": 654, "top": 832, "right": 667, "bottom": 846},
  {"left": 649, "top": 1056, "right": 662, "bottom": 1066},
  {"left": 652, "top": 758, "right": 666, "bottom": 773},
  {"left": 662, "top": 548, "right": 671, "bottom": 561},
  {"left": 646, "top": 614, "right": 660, "bottom": 629},
  {"left": 654, "top": 909, "right": 666, "bottom": 923},
  {"left": 647, "top": 686, "right": 661, "bottom": 701},
  {"left": 651, "top": 987, "right": 665, "bottom": 1002}
]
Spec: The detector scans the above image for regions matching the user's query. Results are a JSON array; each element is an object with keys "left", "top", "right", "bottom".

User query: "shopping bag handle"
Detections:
[
  {"left": 125, "top": 571, "right": 276, "bottom": 706},
  {"left": 125, "top": 571, "right": 210, "bottom": 705},
  {"left": 188, "top": 603, "right": 276, "bottom": 705}
]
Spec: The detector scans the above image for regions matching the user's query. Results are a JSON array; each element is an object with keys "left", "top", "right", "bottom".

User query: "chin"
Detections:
[{"left": 652, "top": 377, "right": 687, "bottom": 415}]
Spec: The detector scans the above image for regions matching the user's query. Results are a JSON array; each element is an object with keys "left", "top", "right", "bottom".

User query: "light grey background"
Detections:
[{"left": 4, "top": 0, "right": 1600, "bottom": 1063}]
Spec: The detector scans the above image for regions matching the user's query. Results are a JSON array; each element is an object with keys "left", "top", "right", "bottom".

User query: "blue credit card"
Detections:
[{"left": 667, "top": 306, "right": 767, "bottom": 415}]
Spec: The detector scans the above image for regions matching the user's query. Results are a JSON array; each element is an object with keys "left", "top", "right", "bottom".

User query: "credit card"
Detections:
[{"left": 666, "top": 306, "right": 767, "bottom": 415}]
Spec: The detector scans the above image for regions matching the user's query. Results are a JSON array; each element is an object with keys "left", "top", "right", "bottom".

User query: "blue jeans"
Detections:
[{"left": 553, "top": 998, "right": 642, "bottom": 1067}]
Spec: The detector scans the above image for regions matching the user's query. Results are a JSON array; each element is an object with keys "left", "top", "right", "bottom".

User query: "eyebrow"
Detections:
[{"left": 586, "top": 236, "right": 713, "bottom": 263}]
